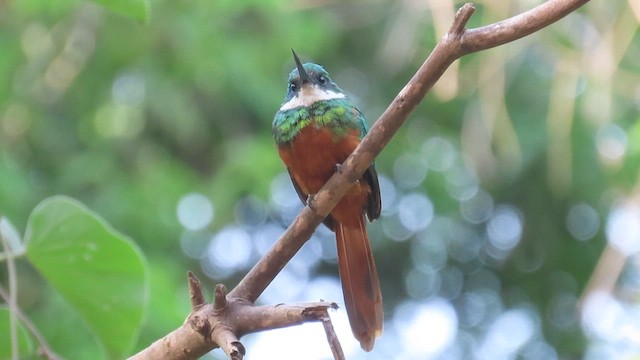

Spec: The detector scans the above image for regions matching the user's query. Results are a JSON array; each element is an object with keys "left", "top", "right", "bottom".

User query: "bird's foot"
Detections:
[
  {"left": 306, "top": 194, "right": 321, "bottom": 213},
  {"left": 305, "top": 194, "right": 315, "bottom": 208},
  {"left": 334, "top": 163, "right": 343, "bottom": 174}
]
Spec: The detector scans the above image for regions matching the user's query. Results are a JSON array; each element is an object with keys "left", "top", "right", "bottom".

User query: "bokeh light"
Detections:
[
  {"left": 486, "top": 205, "right": 523, "bottom": 252},
  {"left": 405, "top": 266, "right": 441, "bottom": 299},
  {"left": 176, "top": 192, "right": 214, "bottom": 231},
  {"left": 460, "top": 189, "right": 494, "bottom": 224},
  {"left": 382, "top": 212, "right": 414, "bottom": 242},
  {"left": 235, "top": 195, "right": 268, "bottom": 227},
  {"left": 270, "top": 172, "right": 303, "bottom": 224},
  {"left": 393, "top": 153, "right": 428, "bottom": 189},
  {"left": 581, "top": 290, "right": 640, "bottom": 358},
  {"left": 203, "top": 225, "right": 252, "bottom": 279},
  {"left": 422, "top": 136, "right": 457, "bottom": 172},
  {"left": 475, "top": 308, "right": 539, "bottom": 359},
  {"left": 179, "top": 230, "right": 210, "bottom": 259},
  {"left": 445, "top": 163, "right": 479, "bottom": 201},
  {"left": 378, "top": 174, "right": 398, "bottom": 216},
  {"left": 253, "top": 223, "right": 286, "bottom": 256},
  {"left": 398, "top": 192, "right": 433, "bottom": 232},
  {"left": 395, "top": 298, "right": 458, "bottom": 359},
  {"left": 606, "top": 204, "right": 640, "bottom": 256},
  {"left": 566, "top": 202, "right": 600, "bottom": 241},
  {"left": 596, "top": 124, "right": 627, "bottom": 164},
  {"left": 547, "top": 292, "right": 579, "bottom": 330},
  {"left": 112, "top": 73, "right": 146, "bottom": 106}
]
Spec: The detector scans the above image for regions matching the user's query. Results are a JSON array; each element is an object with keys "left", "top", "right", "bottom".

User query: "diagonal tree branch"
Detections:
[
  {"left": 131, "top": 1, "right": 591, "bottom": 358},
  {"left": 461, "top": 0, "right": 590, "bottom": 53},
  {"left": 228, "top": 0, "right": 590, "bottom": 304}
]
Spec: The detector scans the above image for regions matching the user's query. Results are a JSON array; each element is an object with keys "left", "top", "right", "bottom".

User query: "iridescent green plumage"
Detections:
[{"left": 273, "top": 97, "right": 368, "bottom": 144}]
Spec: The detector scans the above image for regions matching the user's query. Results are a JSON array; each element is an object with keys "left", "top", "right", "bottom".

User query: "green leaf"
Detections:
[
  {"left": 0, "top": 307, "right": 33, "bottom": 358},
  {"left": 89, "top": 0, "right": 150, "bottom": 22},
  {"left": 24, "top": 196, "right": 148, "bottom": 359}
]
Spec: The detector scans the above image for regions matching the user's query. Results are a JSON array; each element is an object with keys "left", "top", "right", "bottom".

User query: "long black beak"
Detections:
[{"left": 292, "top": 49, "right": 313, "bottom": 85}]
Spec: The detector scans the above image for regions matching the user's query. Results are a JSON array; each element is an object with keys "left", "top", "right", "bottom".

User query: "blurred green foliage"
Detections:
[
  {"left": 0, "top": 0, "right": 639, "bottom": 359},
  {"left": 0, "top": 308, "right": 32, "bottom": 357},
  {"left": 24, "top": 196, "right": 147, "bottom": 359}
]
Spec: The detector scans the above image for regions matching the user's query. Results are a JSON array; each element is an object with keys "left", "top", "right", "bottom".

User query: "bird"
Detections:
[{"left": 272, "top": 50, "right": 383, "bottom": 351}]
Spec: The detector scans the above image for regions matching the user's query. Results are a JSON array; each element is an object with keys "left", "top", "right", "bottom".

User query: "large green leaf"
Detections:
[
  {"left": 0, "top": 307, "right": 33, "bottom": 358},
  {"left": 89, "top": 0, "right": 150, "bottom": 22},
  {"left": 24, "top": 196, "right": 148, "bottom": 359}
]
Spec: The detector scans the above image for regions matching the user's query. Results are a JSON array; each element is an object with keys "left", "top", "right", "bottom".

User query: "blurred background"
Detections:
[{"left": 1, "top": 0, "right": 640, "bottom": 358}]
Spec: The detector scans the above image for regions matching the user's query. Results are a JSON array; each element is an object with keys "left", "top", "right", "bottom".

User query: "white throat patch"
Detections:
[{"left": 279, "top": 85, "right": 345, "bottom": 111}]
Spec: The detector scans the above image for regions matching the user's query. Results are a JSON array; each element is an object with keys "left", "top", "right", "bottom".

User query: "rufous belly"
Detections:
[{"left": 277, "top": 122, "right": 369, "bottom": 222}]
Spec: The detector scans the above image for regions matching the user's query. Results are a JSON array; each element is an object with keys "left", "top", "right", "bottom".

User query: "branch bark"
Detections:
[
  {"left": 131, "top": 0, "right": 591, "bottom": 358},
  {"left": 130, "top": 273, "right": 338, "bottom": 360}
]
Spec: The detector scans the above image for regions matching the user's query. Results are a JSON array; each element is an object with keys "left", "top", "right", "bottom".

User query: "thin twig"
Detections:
[
  {"left": 188, "top": 271, "right": 205, "bottom": 308},
  {"left": 320, "top": 310, "right": 345, "bottom": 360},
  {"left": 578, "top": 244, "right": 625, "bottom": 310},
  {"left": 0, "top": 286, "right": 60, "bottom": 360},
  {"left": 212, "top": 327, "right": 244, "bottom": 360},
  {"left": 449, "top": 3, "right": 475, "bottom": 36},
  {"left": 0, "top": 248, "right": 26, "bottom": 262},
  {"left": 0, "top": 222, "right": 19, "bottom": 360},
  {"left": 213, "top": 284, "right": 227, "bottom": 311},
  {"left": 233, "top": 301, "right": 338, "bottom": 336}
]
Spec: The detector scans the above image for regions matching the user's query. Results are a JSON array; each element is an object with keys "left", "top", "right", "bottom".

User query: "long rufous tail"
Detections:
[{"left": 335, "top": 215, "right": 383, "bottom": 352}]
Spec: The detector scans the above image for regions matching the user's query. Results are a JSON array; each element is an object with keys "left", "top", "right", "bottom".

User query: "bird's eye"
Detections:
[
  {"left": 289, "top": 82, "right": 297, "bottom": 92},
  {"left": 317, "top": 75, "right": 326, "bottom": 84}
]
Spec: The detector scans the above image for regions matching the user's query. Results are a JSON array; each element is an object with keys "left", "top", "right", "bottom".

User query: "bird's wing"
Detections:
[{"left": 363, "top": 165, "right": 382, "bottom": 222}]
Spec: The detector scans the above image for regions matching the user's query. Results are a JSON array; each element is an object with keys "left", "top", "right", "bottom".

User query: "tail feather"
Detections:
[{"left": 335, "top": 215, "right": 383, "bottom": 351}]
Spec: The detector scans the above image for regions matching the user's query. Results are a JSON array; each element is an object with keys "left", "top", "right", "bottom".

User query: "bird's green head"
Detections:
[{"left": 279, "top": 50, "right": 346, "bottom": 111}]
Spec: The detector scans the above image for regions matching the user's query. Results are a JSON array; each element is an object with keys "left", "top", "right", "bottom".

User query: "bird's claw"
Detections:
[
  {"left": 306, "top": 194, "right": 315, "bottom": 207},
  {"left": 334, "top": 163, "right": 343, "bottom": 174}
]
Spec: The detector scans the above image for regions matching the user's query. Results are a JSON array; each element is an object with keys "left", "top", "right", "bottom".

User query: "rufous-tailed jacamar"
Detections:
[{"left": 272, "top": 50, "right": 383, "bottom": 351}]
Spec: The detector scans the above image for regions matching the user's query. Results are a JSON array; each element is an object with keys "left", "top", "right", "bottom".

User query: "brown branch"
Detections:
[
  {"left": 232, "top": 301, "right": 339, "bottom": 336},
  {"left": 211, "top": 327, "right": 244, "bottom": 360},
  {"left": 188, "top": 271, "right": 205, "bottom": 308},
  {"left": 578, "top": 244, "right": 625, "bottom": 310},
  {"left": 461, "top": 0, "right": 591, "bottom": 54},
  {"left": 129, "top": 274, "right": 338, "bottom": 360},
  {"left": 229, "top": 0, "right": 590, "bottom": 304},
  {"left": 133, "top": 0, "right": 590, "bottom": 358},
  {"left": 320, "top": 310, "right": 345, "bottom": 360},
  {"left": 130, "top": 313, "right": 212, "bottom": 359}
]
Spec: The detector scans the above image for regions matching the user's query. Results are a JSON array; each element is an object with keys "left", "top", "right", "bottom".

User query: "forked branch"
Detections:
[
  {"left": 228, "top": 0, "right": 590, "bottom": 304},
  {"left": 131, "top": 1, "right": 591, "bottom": 358}
]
